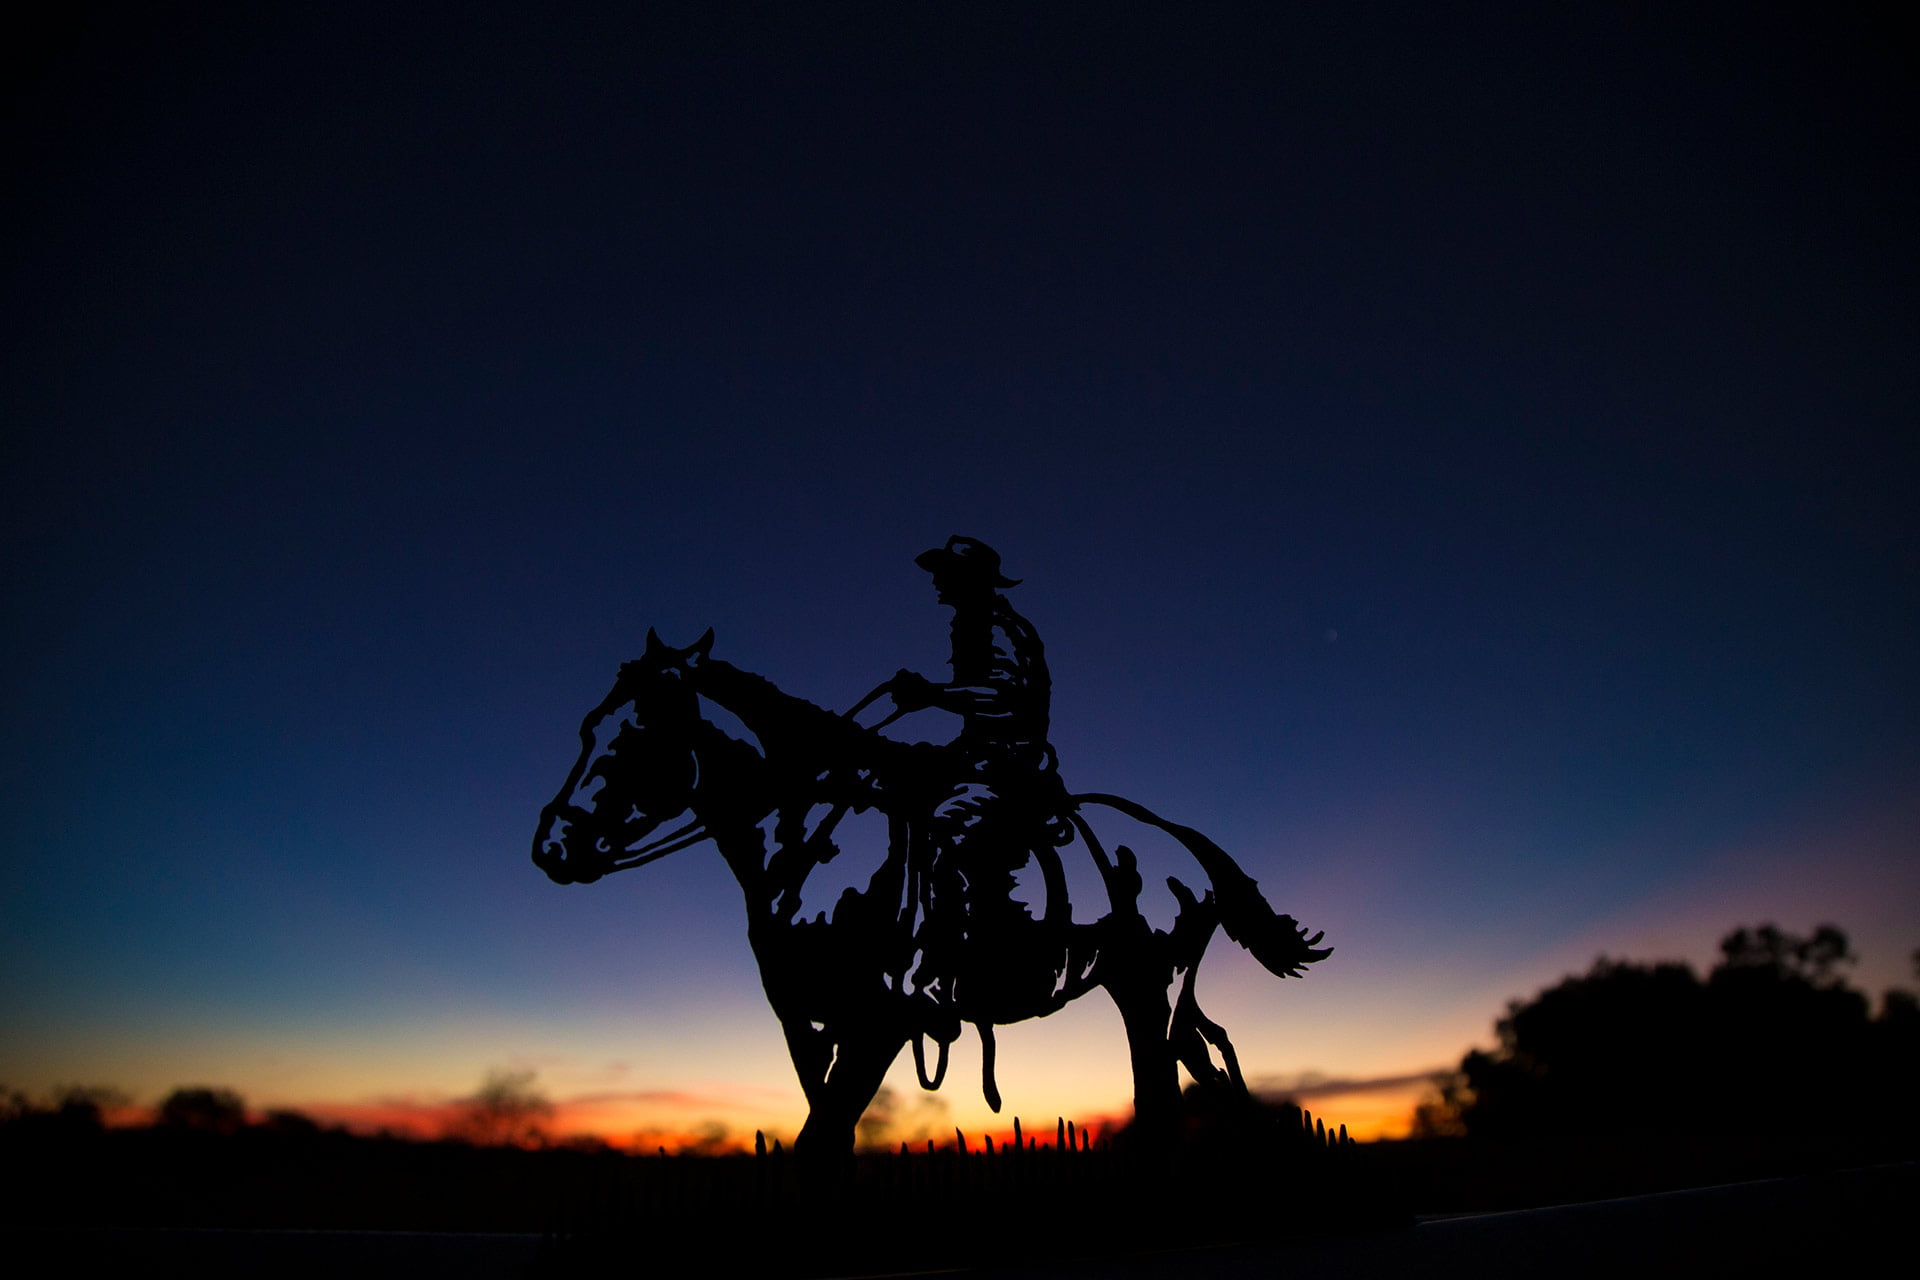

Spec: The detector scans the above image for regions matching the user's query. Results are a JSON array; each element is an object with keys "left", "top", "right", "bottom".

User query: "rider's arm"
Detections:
[
  {"left": 887, "top": 668, "right": 994, "bottom": 716},
  {"left": 889, "top": 622, "right": 1024, "bottom": 717}
]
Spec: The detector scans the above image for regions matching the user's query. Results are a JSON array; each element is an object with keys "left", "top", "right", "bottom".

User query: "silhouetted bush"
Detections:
[
  {"left": 157, "top": 1085, "right": 248, "bottom": 1135},
  {"left": 259, "top": 1107, "right": 325, "bottom": 1137}
]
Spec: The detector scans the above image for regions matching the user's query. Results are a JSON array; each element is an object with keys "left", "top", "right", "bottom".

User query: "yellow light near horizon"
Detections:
[{"left": 1294, "top": 1078, "right": 1429, "bottom": 1142}]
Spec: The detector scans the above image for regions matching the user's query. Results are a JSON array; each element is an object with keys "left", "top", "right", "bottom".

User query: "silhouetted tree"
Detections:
[
  {"left": 1451, "top": 957, "right": 1712, "bottom": 1140},
  {"left": 1704, "top": 923, "right": 1872, "bottom": 1125},
  {"left": 1410, "top": 1074, "right": 1470, "bottom": 1139},
  {"left": 158, "top": 1085, "right": 247, "bottom": 1135},
  {"left": 1715, "top": 922, "right": 1855, "bottom": 985},
  {"left": 1868, "top": 950, "right": 1920, "bottom": 1133},
  {"left": 49, "top": 1084, "right": 127, "bottom": 1131},
  {"left": 451, "top": 1068, "right": 553, "bottom": 1146}
]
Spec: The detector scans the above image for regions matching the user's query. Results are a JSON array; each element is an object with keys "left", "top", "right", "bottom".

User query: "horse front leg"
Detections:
[{"left": 791, "top": 1028, "right": 907, "bottom": 1162}]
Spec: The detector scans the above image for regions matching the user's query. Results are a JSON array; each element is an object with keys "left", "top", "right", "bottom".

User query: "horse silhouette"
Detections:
[{"left": 533, "top": 629, "right": 1328, "bottom": 1156}]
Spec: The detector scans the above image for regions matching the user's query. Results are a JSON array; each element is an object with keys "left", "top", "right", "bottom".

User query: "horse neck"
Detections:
[{"left": 688, "top": 659, "right": 839, "bottom": 743}]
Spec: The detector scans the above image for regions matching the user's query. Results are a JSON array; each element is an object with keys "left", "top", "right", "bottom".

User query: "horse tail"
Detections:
[{"left": 1067, "top": 793, "right": 1332, "bottom": 978}]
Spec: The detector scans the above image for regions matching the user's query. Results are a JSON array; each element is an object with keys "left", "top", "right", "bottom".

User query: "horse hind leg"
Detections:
[{"left": 1170, "top": 967, "right": 1247, "bottom": 1098}]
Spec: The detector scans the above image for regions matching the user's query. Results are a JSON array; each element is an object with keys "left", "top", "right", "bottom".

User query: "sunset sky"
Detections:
[{"left": 5, "top": 3, "right": 1915, "bottom": 1148}]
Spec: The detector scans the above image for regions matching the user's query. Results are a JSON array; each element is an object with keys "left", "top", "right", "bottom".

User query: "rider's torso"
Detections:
[{"left": 948, "top": 602, "right": 1050, "bottom": 759}]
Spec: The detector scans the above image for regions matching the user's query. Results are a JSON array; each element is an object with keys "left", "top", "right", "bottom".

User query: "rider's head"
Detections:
[{"left": 916, "top": 536, "right": 1019, "bottom": 603}]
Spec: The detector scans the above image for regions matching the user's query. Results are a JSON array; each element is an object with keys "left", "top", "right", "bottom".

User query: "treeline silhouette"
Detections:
[
  {"left": 1, "top": 1082, "right": 582, "bottom": 1235},
  {"left": 1, "top": 1071, "right": 563, "bottom": 1149},
  {"left": 1375, "top": 922, "right": 1920, "bottom": 1212},
  {"left": 0, "top": 1068, "right": 672, "bottom": 1248},
  {"left": 1415, "top": 923, "right": 1919, "bottom": 1142},
  {"left": 1, "top": 1077, "right": 1381, "bottom": 1271}
]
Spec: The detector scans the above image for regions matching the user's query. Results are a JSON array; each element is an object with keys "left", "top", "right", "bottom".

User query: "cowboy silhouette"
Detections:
[{"left": 883, "top": 537, "right": 1072, "bottom": 1024}]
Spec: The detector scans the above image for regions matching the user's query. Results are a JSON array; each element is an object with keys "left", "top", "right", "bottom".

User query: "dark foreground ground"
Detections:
[{"left": 10, "top": 1161, "right": 1911, "bottom": 1278}]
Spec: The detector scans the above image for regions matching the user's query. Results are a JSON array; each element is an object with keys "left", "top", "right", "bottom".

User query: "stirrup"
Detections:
[{"left": 911, "top": 1031, "right": 951, "bottom": 1091}]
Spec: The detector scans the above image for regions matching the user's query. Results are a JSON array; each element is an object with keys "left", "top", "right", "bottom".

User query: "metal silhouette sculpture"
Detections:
[{"left": 533, "top": 538, "right": 1329, "bottom": 1158}]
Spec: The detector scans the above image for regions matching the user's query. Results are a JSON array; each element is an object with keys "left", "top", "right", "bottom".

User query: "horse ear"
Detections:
[
  {"left": 690, "top": 628, "right": 715, "bottom": 660},
  {"left": 644, "top": 627, "right": 664, "bottom": 656}
]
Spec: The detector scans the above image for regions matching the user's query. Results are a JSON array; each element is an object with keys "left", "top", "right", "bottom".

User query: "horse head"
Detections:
[{"left": 532, "top": 628, "right": 717, "bottom": 885}]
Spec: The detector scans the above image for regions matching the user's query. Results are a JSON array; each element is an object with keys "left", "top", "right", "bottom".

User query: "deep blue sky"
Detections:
[{"left": 4, "top": 2, "right": 1915, "bottom": 1140}]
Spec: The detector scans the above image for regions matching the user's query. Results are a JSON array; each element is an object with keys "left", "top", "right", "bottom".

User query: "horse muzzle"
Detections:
[{"left": 532, "top": 806, "right": 610, "bottom": 884}]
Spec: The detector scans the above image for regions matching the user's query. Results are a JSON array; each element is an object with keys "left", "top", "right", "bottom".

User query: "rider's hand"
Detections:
[{"left": 889, "top": 668, "right": 935, "bottom": 713}]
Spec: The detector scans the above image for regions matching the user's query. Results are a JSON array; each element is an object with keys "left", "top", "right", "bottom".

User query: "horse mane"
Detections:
[{"left": 695, "top": 658, "right": 842, "bottom": 735}]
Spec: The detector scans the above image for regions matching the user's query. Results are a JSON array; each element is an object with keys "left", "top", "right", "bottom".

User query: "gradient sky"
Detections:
[{"left": 5, "top": 3, "right": 1915, "bottom": 1146}]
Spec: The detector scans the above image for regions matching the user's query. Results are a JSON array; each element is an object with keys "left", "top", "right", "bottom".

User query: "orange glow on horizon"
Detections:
[
  {"left": 276, "top": 1088, "right": 1423, "bottom": 1150},
  {"left": 88, "top": 1084, "right": 1420, "bottom": 1152},
  {"left": 1293, "top": 1089, "right": 1419, "bottom": 1142}
]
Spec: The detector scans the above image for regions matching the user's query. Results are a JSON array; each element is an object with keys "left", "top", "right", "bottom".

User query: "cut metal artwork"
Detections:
[{"left": 533, "top": 538, "right": 1329, "bottom": 1156}]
